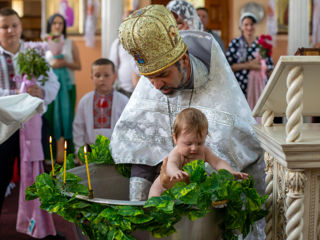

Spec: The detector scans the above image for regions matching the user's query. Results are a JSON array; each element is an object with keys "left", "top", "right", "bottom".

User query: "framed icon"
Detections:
[
  {"left": 276, "top": 0, "right": 312, "bottom": 34},
  {"left": 45, "top": 0, "right": 85, "bottom": 34}
]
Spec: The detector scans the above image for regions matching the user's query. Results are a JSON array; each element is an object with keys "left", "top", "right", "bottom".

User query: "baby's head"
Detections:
[
  {"left": 173, "top": 108, "right": 208, "bottom": 142},
  {"left": 91, "top": 58, "right": 117, "bottom": 95}
]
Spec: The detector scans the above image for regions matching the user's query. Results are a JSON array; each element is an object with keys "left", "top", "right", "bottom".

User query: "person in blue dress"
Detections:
[{"left": 226, "top": 12, "right": 274, "bottom": 97}]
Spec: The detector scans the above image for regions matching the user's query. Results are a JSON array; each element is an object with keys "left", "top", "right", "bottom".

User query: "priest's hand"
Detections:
[{"left": 231, "top": 171, "right": 249, "bottom": 180}]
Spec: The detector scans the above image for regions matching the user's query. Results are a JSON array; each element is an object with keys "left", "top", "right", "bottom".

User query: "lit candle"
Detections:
[
  {"left": 49, "top": 136, "right": 55, "bottom": 177},
  {"left": 84, "top": 146, "right": 92, "bottom": 191},
  {"left": 63, "top": 140, "right": 67, "bottom": 184}
]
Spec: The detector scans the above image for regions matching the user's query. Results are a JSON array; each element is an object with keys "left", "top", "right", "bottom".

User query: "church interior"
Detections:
[
  {"left": 0, "top": 0, "right": 311, "bottom": 106},
  {"left": 0, "top": 0, "right": 319, "bottom": 240}
]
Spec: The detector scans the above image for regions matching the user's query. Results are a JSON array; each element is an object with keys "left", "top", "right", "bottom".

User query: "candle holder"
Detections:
[{"left": 88, "top": 189, "right": 94, "bottom": 199}]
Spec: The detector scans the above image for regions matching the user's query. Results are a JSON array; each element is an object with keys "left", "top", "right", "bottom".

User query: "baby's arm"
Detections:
[
  {"left": 166, "top": 151, "right": 189, "bottom": 180},
  {"left": 148, "top": 176, "right": 165, "bottom": 198},
  {"left": 205, "top": 147, "right": 249, "bottom": 180}
]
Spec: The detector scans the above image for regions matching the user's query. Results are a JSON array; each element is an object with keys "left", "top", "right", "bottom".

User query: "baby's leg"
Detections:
[{"left": 148, "top": 176, "right": 165, "bottom": 198}]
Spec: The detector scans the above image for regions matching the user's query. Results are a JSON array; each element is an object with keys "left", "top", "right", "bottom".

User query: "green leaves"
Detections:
[
  {"left": 66, "top": 153, "right": 76, "bottom": 170},
  {"left": 16, "top": 48, "right": 50, "bottom": 86},
  {"left": 144, "top": 195, "right": 174, "bottom": 213},
  {"left": 146, "top": 161, "right": 268, "bottom": 239},
  {"left": 77, "top": 135, "right": 131, "bottom": 178},
  {"left": 172, "top": 182, "right": 199, "bottom": 205},
  {"left": 78, "top": 135, "right": 113, "bottom": 165},
  {"left": 26, "top": 134, "right": 267, "bottom": 240},
  {"left": 25, "top": 183, "right": 38, "bottom": 201},
  {"left": 183, "top": 159, "right": 207, "bottom": 183},
  {"left": 117, "top": 206, "right": 144, "bottom": 217}
]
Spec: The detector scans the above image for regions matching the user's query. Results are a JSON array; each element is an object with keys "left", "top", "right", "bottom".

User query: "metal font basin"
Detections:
[{"left": 68, "top": 164, "right": 222, "bottom": 240}]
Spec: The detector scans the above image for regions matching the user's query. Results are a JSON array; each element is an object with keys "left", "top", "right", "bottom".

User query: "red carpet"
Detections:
[{"left": 0, "top": 183, "right": 80, "bottom": 240}]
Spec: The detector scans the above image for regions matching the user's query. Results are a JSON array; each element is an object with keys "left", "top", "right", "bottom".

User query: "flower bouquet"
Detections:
[
  {"left": 257, "top": 34, "right": 273, "bottom": 59},
  {"left": 247, "top": 35, "right": 273, "bottom": 123},
  {"left": 24, "top": 41, "right": 49, "bottom": 56},
  {"left": 14, "top": 44, "right": 50, "bottom": 92},
  {"left": 44, "top": 33, "right": 65, "bottom": 56}
]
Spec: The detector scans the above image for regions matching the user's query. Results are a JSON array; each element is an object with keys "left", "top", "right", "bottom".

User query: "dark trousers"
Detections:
[
  {"left": 131, "top": 163, "right": 161, "bottom": 182},
  {"left": 0, "top": 131, "right": 20, "bottom": 214}
]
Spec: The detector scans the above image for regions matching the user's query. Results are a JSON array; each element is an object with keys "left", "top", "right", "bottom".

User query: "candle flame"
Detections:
[
  {"left": 84, "top": 145, "right": 87, "bottom": 154},
  {"left": 49, "top": 136, "right": 52, "bottom": 143},
  {"left": 64, "top": 141, "right": 67, "bottom": 149}
]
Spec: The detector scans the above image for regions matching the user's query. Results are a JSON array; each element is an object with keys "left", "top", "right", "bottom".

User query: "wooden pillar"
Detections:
[
  {"left": 101, "top": 0, "right": 123, "bottom": 58},
  {"left": 288, "top": 0, "right": 310, "bottom": 55},
  {"left": 285, "top": 169, "right": 307, "bottom": 240}
]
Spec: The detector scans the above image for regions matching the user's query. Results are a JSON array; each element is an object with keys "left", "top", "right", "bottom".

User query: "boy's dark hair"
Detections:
[
  {"left": 46, "top": 13, "right": 67, "bottom": 38},
  {"left": 196, "top": 7, "right": 208, "bottom": 13},
  {"left": 92, "top": 58, "right": 115, "bottom": 73},
  {"left": 0, "top": 8, "right": 20, "bottom": 18}
]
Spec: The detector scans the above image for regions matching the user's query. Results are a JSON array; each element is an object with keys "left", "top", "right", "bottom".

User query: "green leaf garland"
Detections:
[{"left": 26, "top": 136, "right": 268, "bottom": 240}]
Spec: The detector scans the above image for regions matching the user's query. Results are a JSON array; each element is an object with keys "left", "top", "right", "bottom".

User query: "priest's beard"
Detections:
[{"left": 160, "top": 62, "right": 189, "bottom": 95}]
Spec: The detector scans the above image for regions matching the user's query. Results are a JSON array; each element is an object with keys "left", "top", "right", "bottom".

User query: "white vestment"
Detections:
[
  {"left": 110, "top": 31, "right": 262, "bottom": 172},
  {"left": 73, "top": 90, "right": 128, "bottom": 153},
  {"left": 111, "top": 29, "right": 266, "bottom": 240}
]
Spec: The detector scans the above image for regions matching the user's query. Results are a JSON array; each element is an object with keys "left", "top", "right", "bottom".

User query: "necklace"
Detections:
[{"left": 167, "top": 89, "right": 194, "bottom": 147}]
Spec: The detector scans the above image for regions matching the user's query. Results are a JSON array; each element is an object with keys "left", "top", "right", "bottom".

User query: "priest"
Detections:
[{"left": 111, "top": 5, "right": 265, "bottom": 206}]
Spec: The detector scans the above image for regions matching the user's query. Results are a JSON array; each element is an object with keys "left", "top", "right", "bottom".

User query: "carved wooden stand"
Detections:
[{"left": 253, "top": 56, "right": 320, "bottom": 240}]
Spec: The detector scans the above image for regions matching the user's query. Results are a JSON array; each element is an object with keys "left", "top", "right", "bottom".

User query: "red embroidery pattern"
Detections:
[
  {"left": 93, "top": 91, "right": 113, "bottom": 129},
  {"left": 0, "top": 52, "right": 16, "bottom": 90}
]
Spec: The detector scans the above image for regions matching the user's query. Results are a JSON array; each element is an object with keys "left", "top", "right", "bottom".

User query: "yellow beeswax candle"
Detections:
[
  {"left": 84, "top": 146, "right": 92, "bottom": 191},
  {"left": 63, "top": 140, "right": 67, "bottom": 184},
  {"left": 49, "top": 136, "right": 55, "bottom": 177}
]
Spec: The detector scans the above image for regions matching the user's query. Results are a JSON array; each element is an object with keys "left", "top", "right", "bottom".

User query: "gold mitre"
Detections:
[{"left": 118, "top": 5, "right": 187, "bottom": 76}]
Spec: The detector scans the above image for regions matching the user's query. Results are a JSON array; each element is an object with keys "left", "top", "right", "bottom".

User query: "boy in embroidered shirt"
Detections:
[
  {"left": 148, "top": 108, "right": 249, "bottom": 198},
  {"left": 73, "top": 58, "right": 128, "bottom": 156}
]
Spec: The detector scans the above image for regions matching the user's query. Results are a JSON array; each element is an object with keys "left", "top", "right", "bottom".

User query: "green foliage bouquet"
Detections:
[{"left": 14, "top": 43, "right": 50, "bottom": 91}]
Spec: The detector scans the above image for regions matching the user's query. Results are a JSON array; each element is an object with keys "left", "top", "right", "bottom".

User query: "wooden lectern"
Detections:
[{"left": 252, "top": 55, "right": 320, "bottom": 240}]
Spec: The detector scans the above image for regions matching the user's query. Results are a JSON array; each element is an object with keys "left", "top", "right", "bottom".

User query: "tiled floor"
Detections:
[{"left": 0, "top": 183, "right": 80, "bottom": 240}]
